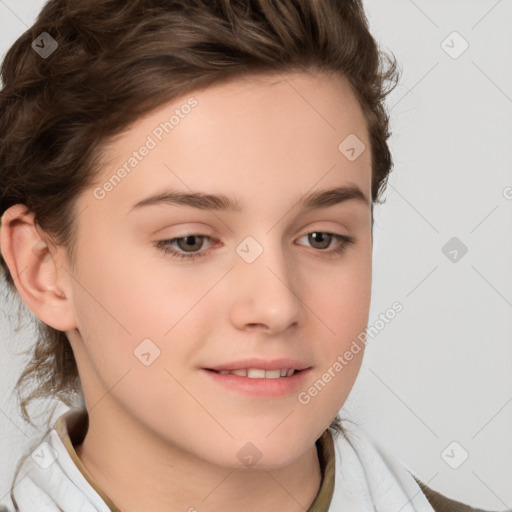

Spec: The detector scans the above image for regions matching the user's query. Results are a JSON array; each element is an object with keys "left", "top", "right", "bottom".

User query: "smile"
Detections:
[
  {"left": 202, "top": 368, "right": 311, "bottom": 397},
  {"left": 215, "top": 368, "right": 296, "bottom": 378}
]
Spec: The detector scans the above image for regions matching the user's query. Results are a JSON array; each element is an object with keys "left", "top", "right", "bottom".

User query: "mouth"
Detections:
[
  {"left": 205, "top": 368, "right": 304, "bottom": 378},
  {"left": 201, "top": 367, "right": 312, "bottom": 397}
]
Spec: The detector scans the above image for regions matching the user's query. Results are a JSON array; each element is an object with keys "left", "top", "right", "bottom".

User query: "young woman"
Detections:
[{"left": 0, "top": 1, "right": 504, "bottom": 511}]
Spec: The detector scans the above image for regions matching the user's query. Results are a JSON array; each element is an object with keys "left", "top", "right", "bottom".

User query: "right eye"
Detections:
[{"left": 154, "top": 234, "right": 214, "bottom": 261}]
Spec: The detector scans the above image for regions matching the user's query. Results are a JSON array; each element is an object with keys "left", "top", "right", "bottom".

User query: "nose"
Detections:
[{"left": 228, "top": 237, "right": 305, "bottom": 334}]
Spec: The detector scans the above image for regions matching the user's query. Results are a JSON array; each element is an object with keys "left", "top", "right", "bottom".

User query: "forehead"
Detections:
[{"left": 84, "top": 71, "right": 371, "bottom": 218}]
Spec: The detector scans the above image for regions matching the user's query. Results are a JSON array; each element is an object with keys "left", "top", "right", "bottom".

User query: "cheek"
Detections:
[
  {"left": 314, "top": 250, "right": 372, "bottom": 346},
  {"left": 299, "top": 251, "right": 371, "bottom": 413},
  {"left": 74, "top": 235, "right": 198, "bottom": 331},
  {"left": 70, "top": 244, "right": 215, "bottom": 383}
]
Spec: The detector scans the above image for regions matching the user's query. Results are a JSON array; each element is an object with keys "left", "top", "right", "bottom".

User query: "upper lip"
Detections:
[{"left": 205, "top": 358, "right": 311, "bottom": 372}]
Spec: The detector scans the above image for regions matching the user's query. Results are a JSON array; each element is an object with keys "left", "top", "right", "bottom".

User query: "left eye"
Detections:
[{"left": 154, "top": 231, "right": 355, "bottom": 262}]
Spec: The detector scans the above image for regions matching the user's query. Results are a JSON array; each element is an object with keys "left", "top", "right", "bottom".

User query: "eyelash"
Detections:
[{"left": 154, "top": 231, "right": 355, "bottom": 262}]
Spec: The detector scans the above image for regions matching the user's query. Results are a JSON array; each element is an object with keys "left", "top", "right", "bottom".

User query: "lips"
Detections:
[
  {"left": 201, "top": 365, "right": 312, "bottom": 397},
  {"left": 205, "top": 357, "right": 311, "bottom": 373}
]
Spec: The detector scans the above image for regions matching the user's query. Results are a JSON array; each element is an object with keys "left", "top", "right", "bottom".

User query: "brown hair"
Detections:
[{"left": 0, "top": 0, "right": 399, "bottom": 433}]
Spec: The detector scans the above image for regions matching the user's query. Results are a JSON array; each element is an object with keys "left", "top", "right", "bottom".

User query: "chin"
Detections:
[{"left": 208, "top": 435, "right": 310, "bottom": 471}]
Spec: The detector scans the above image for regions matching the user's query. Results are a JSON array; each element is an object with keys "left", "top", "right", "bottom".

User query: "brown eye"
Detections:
[
  {"left": 307, "top": 232, "right": 333, "bottom": 250},
  {"left": 154, "top": 233, "right": 214, "bottom": 261},
  {"left": 175, "top": 235, "right": 207, "bottom": 253},
  {"left": 297, "top": 231, "right": 355, "bottom": 257}
]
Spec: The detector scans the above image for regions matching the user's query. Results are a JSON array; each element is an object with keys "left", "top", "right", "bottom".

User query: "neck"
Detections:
[{"left": 74, "top": 403, "right": 323, "bottom": 512}]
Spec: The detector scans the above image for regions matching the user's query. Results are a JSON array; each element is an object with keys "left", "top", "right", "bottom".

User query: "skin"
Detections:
[{"left": 1, "top": 71, "right": 373, "bottom": 512}]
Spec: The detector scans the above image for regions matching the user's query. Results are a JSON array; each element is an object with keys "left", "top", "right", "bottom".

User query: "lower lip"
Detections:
[{"left": 200, "top": 368, "right": 312, "bottom": 398}]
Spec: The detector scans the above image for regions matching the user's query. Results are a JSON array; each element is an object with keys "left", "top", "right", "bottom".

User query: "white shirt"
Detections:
[{"left": 2, "top": 407, "right": 470, "bottom": 512}]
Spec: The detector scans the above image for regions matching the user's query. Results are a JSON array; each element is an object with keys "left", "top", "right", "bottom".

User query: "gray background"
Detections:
[{"left": 1, "top": 0, "right": 511, "bottom": 510}]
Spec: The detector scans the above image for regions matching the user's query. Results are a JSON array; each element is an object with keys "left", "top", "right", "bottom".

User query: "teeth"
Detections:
[
  {"left": 247, "top": 368, "right": 266, "bottom": 379},
  {"left": 217, "top": 368, "right": 296, "bottom": 378},
  {"left": 260, "top": 369, "right": 281, "bottom": 379}
]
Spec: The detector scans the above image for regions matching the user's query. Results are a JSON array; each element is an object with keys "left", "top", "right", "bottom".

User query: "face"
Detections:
[{"left": 37, "top": 71, "right": 373, "bottom": 468}]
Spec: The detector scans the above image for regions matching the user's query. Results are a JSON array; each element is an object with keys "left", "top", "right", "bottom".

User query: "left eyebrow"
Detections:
[
  {"left": 299, "top": 185, "right": 369, "bottom": 211},
  {"left": 127, "top": 184, "right": 370, "bottom": 214}
]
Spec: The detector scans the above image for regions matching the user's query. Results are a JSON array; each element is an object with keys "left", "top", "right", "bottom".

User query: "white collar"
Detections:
[
  {"left": 8, "top": 408, "right": 434, "bottom": 511},
  {"left": 329, "top": 419, "right": 434, "bottom": 511}
]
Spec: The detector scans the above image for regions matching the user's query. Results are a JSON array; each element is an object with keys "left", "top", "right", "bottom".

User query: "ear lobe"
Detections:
[{"left": 0, "top": 203, "right": 77, "bottom": 331}]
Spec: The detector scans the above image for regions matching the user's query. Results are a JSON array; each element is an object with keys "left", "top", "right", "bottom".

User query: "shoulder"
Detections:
[{"left": 412, "top": 474, "right": 511, "bottom": 512}]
